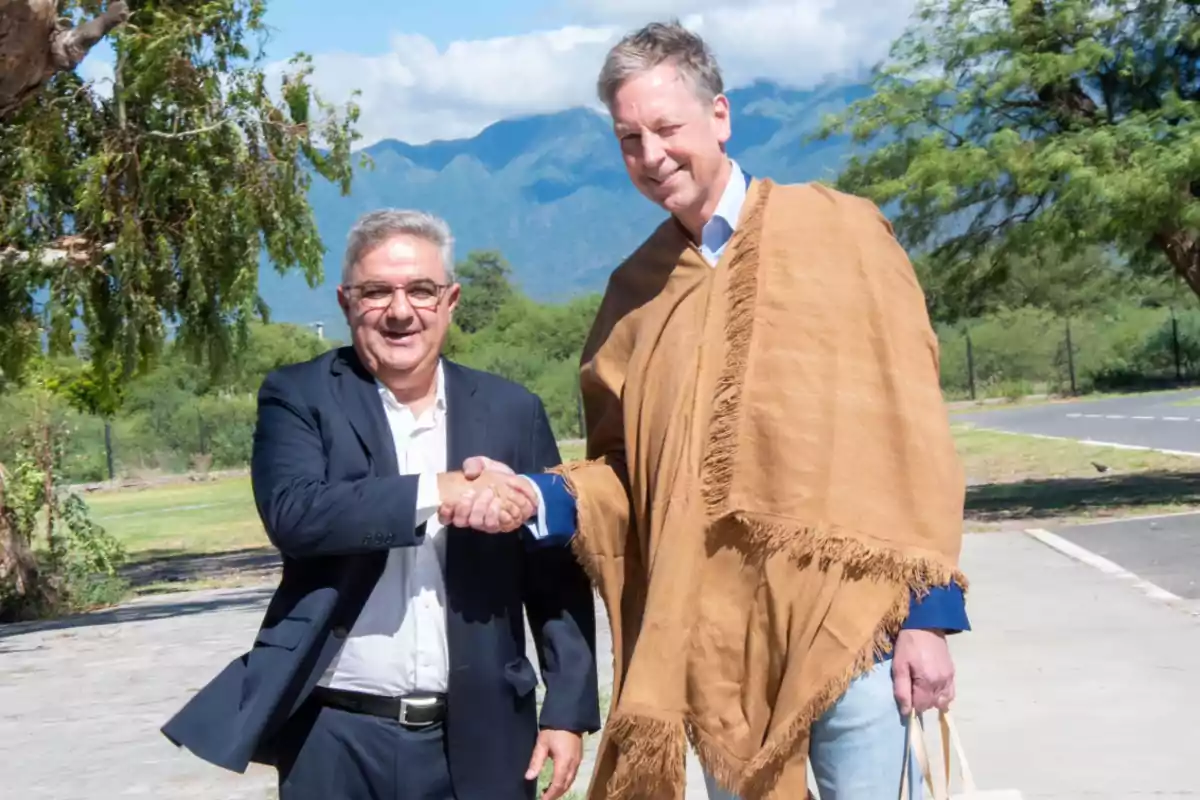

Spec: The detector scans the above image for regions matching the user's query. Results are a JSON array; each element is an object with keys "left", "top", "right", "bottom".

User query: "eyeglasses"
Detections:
[{"left": 345, "top": 280, "right": 450, "bottom": 310}]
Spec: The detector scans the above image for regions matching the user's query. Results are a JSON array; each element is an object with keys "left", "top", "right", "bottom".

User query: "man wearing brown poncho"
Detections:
[{"left": 441, "top": 20, "right": 971, "bottom": 800}]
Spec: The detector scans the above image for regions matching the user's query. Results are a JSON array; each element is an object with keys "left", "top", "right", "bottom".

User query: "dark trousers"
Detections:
[{"left": 275, "top": 700, "right": 455, "bottom": 800}]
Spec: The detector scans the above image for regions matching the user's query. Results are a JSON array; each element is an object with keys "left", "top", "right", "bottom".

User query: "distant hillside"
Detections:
[{"left": 258, "top": 80, "right": 873, "bottom": 338}]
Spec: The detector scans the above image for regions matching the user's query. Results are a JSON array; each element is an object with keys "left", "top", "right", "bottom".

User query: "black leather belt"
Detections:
[{"left": 312, "top": 686, "right": 446, "bottom": 727}]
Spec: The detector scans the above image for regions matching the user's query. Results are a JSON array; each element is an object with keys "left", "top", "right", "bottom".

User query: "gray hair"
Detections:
[
  {"left": 341, "top": 208, "right": 456, "bottom": 285},
  {"left": 596, "top": 20, "right": 724, "bottom": 110}
]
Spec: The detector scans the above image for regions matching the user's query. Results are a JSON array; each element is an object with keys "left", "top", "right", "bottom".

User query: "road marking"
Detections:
[
  {"left": 1024, "top": 528, "right": 1191, "bottom": 612},
  {"left": 1045, "top": 510, "right": 1200, "bottom": 527},
  {"left": 1060, "top": 413, "right": 1196, "bottom": 422},
  {"left": 979, "top": 428, "right": 1200, "bottom": 457}
]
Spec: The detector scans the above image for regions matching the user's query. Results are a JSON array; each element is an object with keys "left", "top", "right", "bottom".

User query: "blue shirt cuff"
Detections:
[
  {"left": 901, "top": 582, "right": 970, "bottom": 632},
  {"left": 522, "top": 473, "right": 577, "bottom": 545}
]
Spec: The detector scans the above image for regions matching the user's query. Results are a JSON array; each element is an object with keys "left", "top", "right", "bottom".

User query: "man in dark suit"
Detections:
[{"left": 161, "top": 208, "right": 601, "bottom": 800}]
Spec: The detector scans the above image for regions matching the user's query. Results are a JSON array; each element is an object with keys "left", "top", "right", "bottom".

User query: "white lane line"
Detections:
[
  {"left": 980, "top": 428, "right": 1200, "bottom": 457},
  {"left": 1060, "top": 413, "right": 1194, "bottom": 422},
  {"left": 1048, "top": 510, "right": 1200, "bottom": 527},
  {"left": 1024, "top": 528, "right": 1190, "bottom": 612}
]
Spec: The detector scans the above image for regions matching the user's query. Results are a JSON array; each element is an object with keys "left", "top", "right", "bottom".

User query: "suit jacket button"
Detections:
[{"left": 332, "top": 626, "right": 349, "bottom": 639}]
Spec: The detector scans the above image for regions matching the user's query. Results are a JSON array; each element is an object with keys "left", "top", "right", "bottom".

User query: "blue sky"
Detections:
[
  {"left": 81, "top": 0, "right": 919, "bottom": 147},
  {"left": 259, "top": 0, "right": 576, "bottom": 55}
]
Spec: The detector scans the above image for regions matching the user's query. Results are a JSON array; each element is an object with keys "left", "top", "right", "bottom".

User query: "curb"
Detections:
[{"left": 1023, "top": 527, "right": 1194, "bottom": 614}]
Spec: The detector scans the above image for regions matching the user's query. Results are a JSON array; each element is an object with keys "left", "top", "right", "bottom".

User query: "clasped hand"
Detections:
[{"left": 437, "top": 456, "right": 537, "bottom": 533}]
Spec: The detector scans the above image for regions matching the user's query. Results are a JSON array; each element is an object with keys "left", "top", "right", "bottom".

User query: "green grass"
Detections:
[
  {"left": 952, "top": 423, "right": 1198, "bottom": 483},
  {"left": 89, "top": 443, "right": 591, "bottom": 563},
  {"left": 85, "top": 476, "right": 267, "bottom": 558},
  {"left": 953, "top": 423, "right": 1200, "bottom": 527},
  {"left": 80, "top": 429, "right": 1200, "bottom": 592}
]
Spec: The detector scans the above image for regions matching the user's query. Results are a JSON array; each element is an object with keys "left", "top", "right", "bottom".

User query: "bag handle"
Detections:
[
  {"left": 900, "top": 709, "right": 979, "bottom": 799},
  {"left": 899, "top": 712, "right": 939, "bottom": 800},
  {"left": 939, "top": 711, "right": 979, "bottom": 793}
]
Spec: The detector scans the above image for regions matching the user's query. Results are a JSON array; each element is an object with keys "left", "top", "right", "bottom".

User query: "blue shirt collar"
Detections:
[{"left": 699, "top": 158, "right": 747, "bottom": 264}]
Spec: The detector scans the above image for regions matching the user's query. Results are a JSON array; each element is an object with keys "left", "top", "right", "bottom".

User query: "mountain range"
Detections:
[{"left": 258, "top": 79, "right": 874, "bottom": 339}]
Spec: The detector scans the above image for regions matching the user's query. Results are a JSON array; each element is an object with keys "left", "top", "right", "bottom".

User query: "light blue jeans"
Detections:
[{"left": 703, "top": 660, "right": 921, "bottom": 799}]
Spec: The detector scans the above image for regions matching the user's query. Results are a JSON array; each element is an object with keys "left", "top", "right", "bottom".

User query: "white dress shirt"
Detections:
[{"left": 318, "top": 361, "right": 451, "bottom": 696}]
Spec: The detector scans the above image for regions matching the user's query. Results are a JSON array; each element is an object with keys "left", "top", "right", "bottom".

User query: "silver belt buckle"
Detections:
[{"left": 397, "top": 696, "right": 437, "bottom": 727}]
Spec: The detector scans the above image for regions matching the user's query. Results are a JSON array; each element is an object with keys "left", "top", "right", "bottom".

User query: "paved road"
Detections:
[
  {"left": 954, "top": 389, "right": 1200, "bottom": 454},
  {"left": 4, "top": 530, "right": 1200, "bottom": 799},
  {"left": 1049, "top": 511, "right": 1200, "bottom": 603}
]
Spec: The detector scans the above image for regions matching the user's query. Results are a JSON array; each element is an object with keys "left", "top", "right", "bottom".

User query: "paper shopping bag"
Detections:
[{"left": 899, "top": 710, "right": 1024, "bottom": 800}]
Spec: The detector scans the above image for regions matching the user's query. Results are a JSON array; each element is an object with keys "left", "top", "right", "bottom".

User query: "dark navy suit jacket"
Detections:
[{"left": 161, "top": 347, "right": 601, "bottom": 800}]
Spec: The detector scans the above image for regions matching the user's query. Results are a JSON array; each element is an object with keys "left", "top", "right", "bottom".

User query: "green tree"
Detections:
[
  {"left": 221, "top": 320, "right": 332, "bottom": 393},
  {"left": 915, "top": 241, "right": 1185, "bottom": 322},
  {"left": 454, "top": 250, "right": 516, "bottom": 333},
  {"left": 816, "top": 0, "right": 1200, "bottom": 309},
  {"left": 0, "top": 0, "right": 364, "bottom": 386},
  {"left": 0, "top": 0, "right": 363, "bottom": 618}
]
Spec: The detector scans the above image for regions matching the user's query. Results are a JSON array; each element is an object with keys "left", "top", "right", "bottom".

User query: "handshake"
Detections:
[{"left": 436, "top": 456, "right": 539, "bottom": 534}]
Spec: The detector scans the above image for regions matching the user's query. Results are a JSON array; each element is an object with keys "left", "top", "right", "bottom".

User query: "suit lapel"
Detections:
[
  {"left": 330, "top": 348, "right": 398, "bottom": 476},
  {"left": 443, "top": 360, "right": 487, "bottom": 471},
  {"left": 443, "top": 359, "right": 490, "bottom": 684}
]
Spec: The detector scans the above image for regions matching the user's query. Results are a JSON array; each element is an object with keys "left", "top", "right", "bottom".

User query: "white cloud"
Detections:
[
  {"left": 292, "top": 25, "right": 621, "bottom": 147},
  {"left": 275, "top": 0, "right": 921, "bottom": 146}
]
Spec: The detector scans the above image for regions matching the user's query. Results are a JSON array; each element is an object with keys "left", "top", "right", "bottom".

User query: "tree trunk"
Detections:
[
  {"left": 0, "top": 463, "right": 49, "bottom": 623},
  {"left": 0, "top": 0, "right": 128, "bottom": 121},
  {"left": 1153, "top": 230, "right": 1200, "bottom": 300}
]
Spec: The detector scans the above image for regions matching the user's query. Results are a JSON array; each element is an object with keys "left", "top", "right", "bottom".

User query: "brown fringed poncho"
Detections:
[{"left": 552, "top": 178, "right": 967, "bottom": 799}]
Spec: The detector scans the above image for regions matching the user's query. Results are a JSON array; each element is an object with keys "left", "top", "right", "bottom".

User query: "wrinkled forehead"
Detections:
[{"left": 610, "top": 68, "right": 708, "bottom": 133}]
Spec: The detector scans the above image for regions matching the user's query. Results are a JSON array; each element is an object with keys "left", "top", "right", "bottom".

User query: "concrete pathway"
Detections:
[
  {"left": 1045, "top": 511, "right": 1200, "bottom": 608},
  {"left": 2, "top": 529, "right": 1198, "bottom": 799}
]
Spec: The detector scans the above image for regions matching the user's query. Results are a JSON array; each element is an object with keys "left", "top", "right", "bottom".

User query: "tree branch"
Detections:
[
  {"left": 0, "top": 236, "right": 115, "bottom": 270},
  {"left": 50, "top": 1, "right": 130, "bottom": 71},
  {"left": 142, "top": 120, "right": 229, "bottom": 139},
  {"left": 0, "top": 0, "right": 130, "bottom": 121}
]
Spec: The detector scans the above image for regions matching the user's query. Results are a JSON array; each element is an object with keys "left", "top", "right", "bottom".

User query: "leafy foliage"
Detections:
[
  {"left": 453, "top": 250, "right": 517, "bottom": 333},
  {"left": 0, "top": 0, "right": 365, "bottom": 387},
  {"left": 937, "top": 301, "right": 1200, "bottom": 398},
  {"left": 448, "top": 258, "right": 600, "bottom": 439},
  {"left": 0, "top": 398, "right": 126, "bottom": 621},
  {"left": 816, "top": 0, "right": 1200, "bottom": 314}
]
